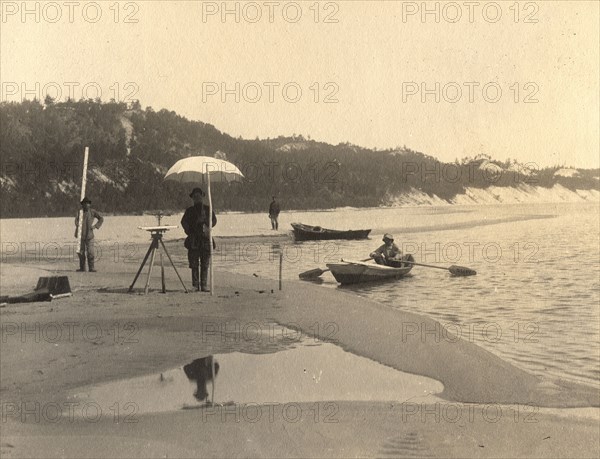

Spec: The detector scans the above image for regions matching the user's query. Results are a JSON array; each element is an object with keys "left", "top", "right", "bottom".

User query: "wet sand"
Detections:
[{"left": 1, "top": 248, "right": 598, "bottom": 458}]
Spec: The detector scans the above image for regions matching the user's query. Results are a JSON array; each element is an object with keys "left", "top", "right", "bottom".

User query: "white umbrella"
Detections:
[{"left": 164, "top": 156, "right": 244, "bottom": 295}]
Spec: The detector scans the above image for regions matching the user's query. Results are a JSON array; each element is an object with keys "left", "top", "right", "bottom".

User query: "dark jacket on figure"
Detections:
[
  {"left": 269, "top": 200, "right": 280, "bottom": 217},
  {"left": 74, "top": 209, "right": 104, "bottom": 240},
  {"left": 181, "top": 204, "right": 217, "bottom": 250}
]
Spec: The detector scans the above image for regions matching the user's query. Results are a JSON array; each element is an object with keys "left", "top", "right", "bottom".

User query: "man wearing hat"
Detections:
[
  {"left": 74, "top": 197, "right": 104, "bottom": 272},
  {"left": 370, "top": 233, "right": 403, "bottom": 267},
  {"left": 181, "top": 187, "right": 217, "bottom": 292}
]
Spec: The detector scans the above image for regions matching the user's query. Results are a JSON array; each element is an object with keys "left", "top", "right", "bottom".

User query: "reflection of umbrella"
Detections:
[{"left": 164, "top": 156, "right": 244, "bottom": 295}]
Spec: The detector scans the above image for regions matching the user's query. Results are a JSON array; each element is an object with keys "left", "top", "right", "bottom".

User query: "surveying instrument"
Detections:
[{"left": 128, "top": 212, "right": 188, "bottom": 294}]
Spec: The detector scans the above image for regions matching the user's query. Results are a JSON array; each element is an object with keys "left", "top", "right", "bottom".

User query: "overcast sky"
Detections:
[{"left": 2, "top": 1, "right": 598, "bottom": 168}]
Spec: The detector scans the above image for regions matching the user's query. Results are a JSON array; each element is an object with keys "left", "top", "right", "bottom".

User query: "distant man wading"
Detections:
[
  {"left": 74, "top": 197, "right": 104, "bottom": 272},
  {"left": 181, "top": 187, "right": 217, "bottom": 292},
  {"left": 370, "top": 233, "right": 403, "bottom": 267},
  {"left": 269, "top": 196, "right": 280, "bottom": 230}
]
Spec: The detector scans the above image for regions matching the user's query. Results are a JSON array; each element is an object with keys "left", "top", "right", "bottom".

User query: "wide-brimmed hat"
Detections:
[
  {"left": 80, "top": 197, "right": 92, "bottom": 205},
  {"left": 383, "top": 233, "right": 394, "bottom": 242},
  {"left": 189, "top": 187, "right": 205, "bottom": 198}
]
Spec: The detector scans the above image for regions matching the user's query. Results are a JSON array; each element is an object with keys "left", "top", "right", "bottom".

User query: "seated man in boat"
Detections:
[{"left": 370, "top": 234, "right": 404, "bottom": 267}]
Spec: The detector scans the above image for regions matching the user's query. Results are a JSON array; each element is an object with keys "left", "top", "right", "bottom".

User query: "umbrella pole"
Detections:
[
  {"left": 211, "top": 355, "right": 216, "bottom": 405},
  {"left": 207, "top": 173, "right": 214, "bottom": 296}
]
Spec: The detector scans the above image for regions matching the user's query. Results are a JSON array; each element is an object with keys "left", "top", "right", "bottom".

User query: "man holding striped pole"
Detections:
[{"left": 74, "top": 147, "right": 104, "bottom": 272}]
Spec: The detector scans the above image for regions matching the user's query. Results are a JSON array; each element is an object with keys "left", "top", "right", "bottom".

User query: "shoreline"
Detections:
[
  {"left": 1, "top": 198, "right": 598, "bottom": 221},
  {"left": 0, "top": 209, "right": 572, "bottom": 257},
  {"left": 1, "top": 257, "right": 598, "bottom": 457},
  {"left": 1, "top": 255, "right": 599, "bottom": 406}
]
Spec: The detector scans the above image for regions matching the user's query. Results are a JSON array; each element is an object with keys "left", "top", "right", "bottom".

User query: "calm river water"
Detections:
[{"left": 2, "top": 202, "right": 599, "bottom": 388}]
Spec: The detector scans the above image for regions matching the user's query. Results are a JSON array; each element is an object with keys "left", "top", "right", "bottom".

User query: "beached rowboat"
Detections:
[
  {"left": 326, "top": 255, "right": 415, "bottom": 285},
  {"left": 291, "top": 222, "right": 371, "bottom": 241}
]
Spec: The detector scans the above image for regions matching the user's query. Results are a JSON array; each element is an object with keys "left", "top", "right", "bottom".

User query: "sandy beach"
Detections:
[
  {"left": 1, "top": 237, "right": 598, "bottom": 459},
  {"left": 3, "top": 0, "right": 599, "bottom": 455}
]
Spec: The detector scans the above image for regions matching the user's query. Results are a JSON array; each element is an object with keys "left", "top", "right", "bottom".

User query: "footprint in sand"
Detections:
[
  {"left": 1, "top": 443, "right": 15, "bottom": 456},
  {"left": 378, "top": 432, "right": 435, "bottom": 458}
]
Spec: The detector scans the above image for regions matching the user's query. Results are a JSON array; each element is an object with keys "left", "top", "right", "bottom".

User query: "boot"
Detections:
[
  {"left": 191, "top": 267, "right": 200, "bottom": 291},
  {"left": 88, "top": 260, "right": 96, "bottom": 273},
  {"left": 200, "top": 267, "right": 209, "bottom": 292},
  {"left": 77, "top": 254, "right": 85, "bottom": 272}
]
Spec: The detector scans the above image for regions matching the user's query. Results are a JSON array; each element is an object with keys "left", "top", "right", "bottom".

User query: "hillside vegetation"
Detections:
[{"left": 1, "top": 99, "right": 598, "bottom": 217}]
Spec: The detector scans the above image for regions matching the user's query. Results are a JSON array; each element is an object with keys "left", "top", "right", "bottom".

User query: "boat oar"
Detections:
[
  {"left": 299, "top": 258, "right": 371, "bottom": 280},
  {"left": 403, "top": 260, "right": 477, "bottom": 276}
]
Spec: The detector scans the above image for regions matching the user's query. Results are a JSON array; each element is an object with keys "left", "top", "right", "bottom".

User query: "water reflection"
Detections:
[
  {"left": 213, "top": 204, "right": 600, "bottom": 387},
  {"left": 69, "top": 344, "right": 444, "bottom": 416},
  {"left": 183, "top": 356, "right": 219, "bottom": 402}
]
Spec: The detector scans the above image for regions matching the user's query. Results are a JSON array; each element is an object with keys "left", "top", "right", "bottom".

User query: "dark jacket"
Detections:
[
  {"left": 269, "top": 200, "right": 280, "bottom": 217},
  {"left": 181, "top": 204, "right": 217, "bottom": 250},
  {"left": 74, "top": 209, "right": 104, "bottom": 240}
]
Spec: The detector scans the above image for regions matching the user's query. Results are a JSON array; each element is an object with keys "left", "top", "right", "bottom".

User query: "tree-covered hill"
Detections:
[{"left": 1, "top": 99, "right": 598, "bottom": 218}]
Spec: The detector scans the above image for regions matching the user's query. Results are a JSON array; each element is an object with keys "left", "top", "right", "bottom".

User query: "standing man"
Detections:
[
  {"left": 74, "top": 197, "right": 104, "bottom": 272},
  {"left": 181, "top": 187, "right": 217, "bottom": 292},
  {"left": 268, "top": 196, "right": 280, "bottom": 230}
]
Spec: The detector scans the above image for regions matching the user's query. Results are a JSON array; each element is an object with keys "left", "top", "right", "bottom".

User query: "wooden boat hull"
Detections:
[
  {"left": 291, "top": 223, "right": 371, "bottom": 241},
  {"left": 326, "top": 255, "right": 414, "bottom": 285}
]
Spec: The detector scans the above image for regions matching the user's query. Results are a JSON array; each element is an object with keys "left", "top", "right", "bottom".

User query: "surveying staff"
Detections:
[
  {"left": 74, "top": 197, "right": 104, "bottom": 272},
  {"left": 181, "top": 187, "right": 217, "bottom": 292}
]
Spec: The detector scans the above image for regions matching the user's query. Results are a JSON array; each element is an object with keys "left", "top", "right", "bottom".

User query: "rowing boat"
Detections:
[
  {"left": 291, "top": 222, "right": 371, "bottom": 241},
  {"left": 326, "top": 255, "right": 415, "bottom": 285}
]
